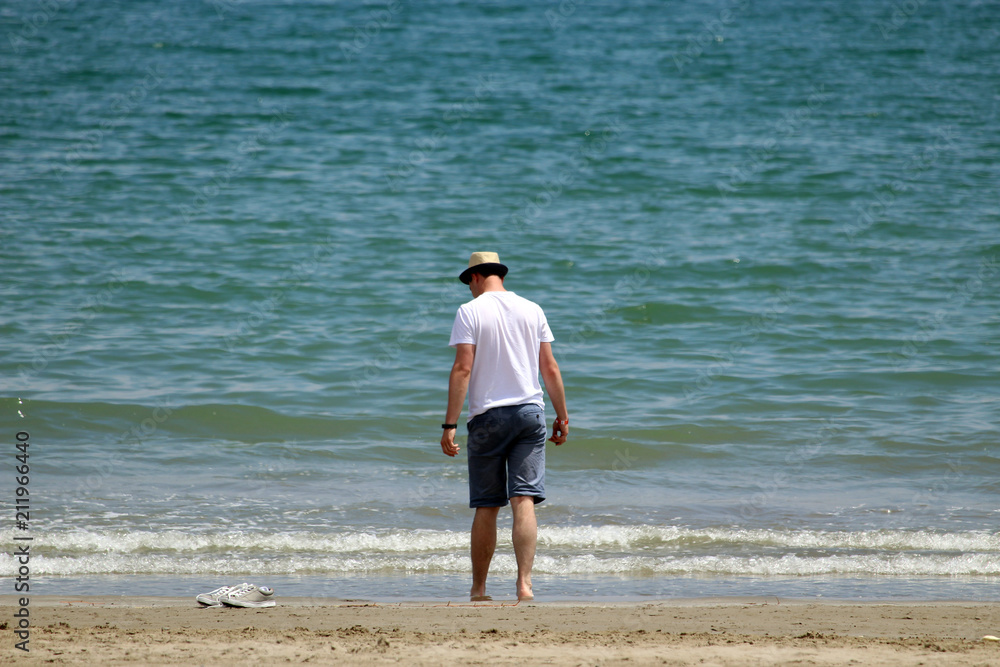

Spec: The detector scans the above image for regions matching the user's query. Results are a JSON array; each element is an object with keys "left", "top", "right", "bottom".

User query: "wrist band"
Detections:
[
  {"left": 442, "top": 423, "right": 457, "bottom": 429},
  {"left": 555, "top": 419, "right": 568, "bottom": 425}
]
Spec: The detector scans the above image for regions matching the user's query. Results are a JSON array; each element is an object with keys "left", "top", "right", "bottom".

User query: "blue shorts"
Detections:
[{"left": 466, "top": 404, "right": 546, "bottom": 508}]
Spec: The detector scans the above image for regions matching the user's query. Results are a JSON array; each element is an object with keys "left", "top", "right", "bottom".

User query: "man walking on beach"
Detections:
[{"left": 441, "top": 252, "right": 569, "bottom": 601}]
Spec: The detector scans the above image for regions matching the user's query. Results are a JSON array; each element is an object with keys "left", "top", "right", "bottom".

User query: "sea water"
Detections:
[{"left": 2, "top": 0, "right": 998, "bottom": 601}]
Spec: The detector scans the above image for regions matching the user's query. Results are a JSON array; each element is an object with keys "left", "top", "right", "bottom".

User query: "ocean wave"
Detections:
[
  {"left": 7, "top": 528, "right": 468, "bottom": 555},
  {"left": 5, "top": 551, "right": 998, "bottom": 578},
  {"left": 541, "top": 525, "right": 1000, "bottom": 552},
  {"left": 4, "top": 525, "right": 996, "bottom": 558}
]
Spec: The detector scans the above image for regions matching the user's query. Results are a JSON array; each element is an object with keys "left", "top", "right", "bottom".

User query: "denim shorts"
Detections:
[{"left": 466, "top": 403, "right": 546, "bottom": 508}]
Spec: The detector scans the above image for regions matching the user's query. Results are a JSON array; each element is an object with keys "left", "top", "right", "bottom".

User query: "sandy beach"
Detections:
[{"left": 3, "top": 595, "right": 998, "bottom": 665}]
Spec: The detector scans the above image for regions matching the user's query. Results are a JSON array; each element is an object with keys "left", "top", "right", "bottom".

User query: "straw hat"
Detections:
[{"left": 459, "top": 251, "right": 509, "bottom": 284}]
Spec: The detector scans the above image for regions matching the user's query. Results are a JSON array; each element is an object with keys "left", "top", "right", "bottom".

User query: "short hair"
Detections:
[{"left": 470, "top": 266, "right": 505, "bottom": 280}]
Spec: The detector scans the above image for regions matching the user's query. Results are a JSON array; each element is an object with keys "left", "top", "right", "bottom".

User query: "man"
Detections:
[{"left": 440, "top": 251, "right": 569, "bottom": 601}]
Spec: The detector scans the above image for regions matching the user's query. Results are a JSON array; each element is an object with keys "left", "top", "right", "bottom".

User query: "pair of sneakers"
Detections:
[{"left": 196, "top": 583, "right": 276, "bottom": 608}]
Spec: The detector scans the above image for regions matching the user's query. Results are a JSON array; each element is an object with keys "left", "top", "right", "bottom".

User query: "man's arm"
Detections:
[
  {"left": 441, "top": 343, "right": 475, "bottom": 457},
  {"left": 539, "top": 342, "right": 569, "bottom": 445}
]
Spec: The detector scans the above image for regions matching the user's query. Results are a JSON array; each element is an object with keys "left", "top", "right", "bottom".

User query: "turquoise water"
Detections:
[{"left": 2, "top": 0, "right": 999, "bottom": 601}]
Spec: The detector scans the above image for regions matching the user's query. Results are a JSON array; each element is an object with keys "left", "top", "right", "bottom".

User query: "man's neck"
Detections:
[{"left": 480, "top": 276, "right": 506, "bottom": 293}]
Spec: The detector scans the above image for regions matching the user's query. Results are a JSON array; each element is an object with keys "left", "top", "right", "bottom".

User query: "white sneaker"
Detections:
[
  {"left": 196, "top": 583, "right": 248, "bottom": 607},
  {"left": 221, "top": 584, "right": 276, "bottom": 608}
]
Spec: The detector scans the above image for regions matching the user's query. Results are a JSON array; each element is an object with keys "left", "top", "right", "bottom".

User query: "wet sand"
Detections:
[{"left": 3, "top": 595, "right": 998, "bottom": 665}]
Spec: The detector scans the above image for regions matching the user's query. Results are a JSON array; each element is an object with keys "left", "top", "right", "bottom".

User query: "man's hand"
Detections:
[
  {"left": 549, "top": 418, "right": 568, "bottom": 445},
  {"left": 441, "top": 429, "right": 460, "bottom": 457}
]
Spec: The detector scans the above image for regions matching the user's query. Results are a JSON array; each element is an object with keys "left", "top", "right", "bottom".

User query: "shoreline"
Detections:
[
  {"left": 4, "top": 595, "right": 998, "bottom": 665},
  {"left": 22, "top": 572, "right": 1000, "bottom": 604},
  {"left": 7, "top": 593, "right": 1000, "bottom": 607}
]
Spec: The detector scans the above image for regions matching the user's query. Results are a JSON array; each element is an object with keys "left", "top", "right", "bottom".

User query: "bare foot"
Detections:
[
  {"left": 470, "top": 595, "right": 493, "bottom": 602},
  {"left": 517, "top": 583, "right": 533, "bottom": 601}
]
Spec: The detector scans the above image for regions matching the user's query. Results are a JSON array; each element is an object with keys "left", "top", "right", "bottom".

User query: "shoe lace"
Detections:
[{"left": 227, "top": 583, "right": 255, "bottom": 599}]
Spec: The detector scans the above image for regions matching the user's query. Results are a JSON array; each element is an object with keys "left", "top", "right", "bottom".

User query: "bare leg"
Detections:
[
  {"left": 510, "top": 496, "right": 537, "bottom": 600},
  {"left": 470, "top": 506, "right": 500, "bottom": 599}
]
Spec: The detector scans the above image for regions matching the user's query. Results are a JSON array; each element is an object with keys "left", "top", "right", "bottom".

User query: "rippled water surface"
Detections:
[{"left": 2, "top": 0, "right": 998, "bottom": 600}]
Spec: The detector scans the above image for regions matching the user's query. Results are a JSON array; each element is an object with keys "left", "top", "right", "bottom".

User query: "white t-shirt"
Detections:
[{"left": 449, "top": 291, "right": 555, "bottom": 419}]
